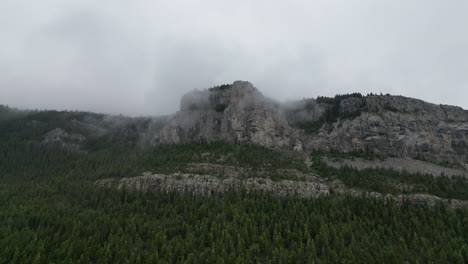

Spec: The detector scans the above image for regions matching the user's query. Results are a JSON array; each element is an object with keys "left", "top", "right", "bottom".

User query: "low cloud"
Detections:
[{"left": 1, "top": 0, "right": 467, "bottom": 116}]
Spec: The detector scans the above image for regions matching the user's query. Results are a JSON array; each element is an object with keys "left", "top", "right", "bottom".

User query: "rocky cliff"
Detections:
[
  {"left": 305, "top": 95, "right": 468, "bottom": 167},
  {"left": 154, "top": 81, "right": 468, "bottom": 168},
  {"left": 153, "top": 81, "right": 303, "bottom": 150},
  {"left": 42, "top": 128, "right": 86, "bottom": 153},
  {"left": 90, "top": 81, "right": 468, "bottom": 208},
  {"left": 96, "top": 169, "right": 468, "bottom": 210}
]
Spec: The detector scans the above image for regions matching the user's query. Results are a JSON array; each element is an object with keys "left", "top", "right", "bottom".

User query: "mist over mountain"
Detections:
[
  {"left": 2, "top": 1, "right": 468, "bottom": 261},
  {"left": 3, "top": 80, "right": 468, "bottom": 169},
  {"left": 1, "top": 80, "right": 468, "bottom": 262},
  {"left": 2, "top": 1, "right": 468, "bottom": 115}
]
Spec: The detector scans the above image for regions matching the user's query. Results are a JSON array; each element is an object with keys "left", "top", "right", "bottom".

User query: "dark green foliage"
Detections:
[
  {"left": 187, "top": 103, "right": 211, "bottom": 111},
  {"left": 340, "top": 107, "right": 365, "bottom": 120},
  {"left": 0, "top": 179, "right": 467, "bottom": 264},
  {"left": 416, "top": 154, "right": 466, "bottom": 170},
  {"left": 208, "top": 84, "right": 231, "bottom": 92},
  {"left": 293, "top": 93, "right": 366, "bottom": 134},
  {"left": 303, "top": 98, "right": 315, "bottom": 110},
  {"left": 384, "top": 103, "right": 399, "bottom": 112},
  {"left": 315, "top": 93, "right": 363, "bottom": 105},
  {"left": 0, "top": 136, "right": 307, "bottom": 183},
  {"left": 214, "top": 104, "right": 228, "bottom": 112},
  {"left": 1, "top": 109, "right": 468, "bottom": 263},
  {"left": 291, "top": 120, "right": 324, "bottom": 134},
  {"left": 0, "top": 105, "right": 28, "bottom": 121},
  {"left": 311, "top": 153, "right": 468, "bottom": 200},
  {"left": 318, "top": 93, "right": 366, "bottom": 123},
  {"left": 323, "top": 148, "right": 386, "bottom": 161}
]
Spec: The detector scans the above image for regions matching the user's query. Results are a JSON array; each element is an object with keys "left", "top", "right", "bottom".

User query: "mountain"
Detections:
[
  {"left": 3, "top": 81, "right": 468, "bottom": 201},
  {"left": 153, "top": 81, "right": 302, "bottom": 150},
  {"left": 155, "top": 80, "right": 468, "bottom": 169},
  {"left": 1, "top": 84, "right": 468, "bottom": 263}
]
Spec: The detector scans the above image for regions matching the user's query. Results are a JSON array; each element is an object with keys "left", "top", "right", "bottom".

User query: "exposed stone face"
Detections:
[
  {"left": 95, "top": 82, "right": 468, "bottom": 207},
  {"left": 153, "top": 81, "right": 468, "bottom": 167},
  {"left": 324, "top": 157, "right": 468, "bottom": 177},
  {"left": 96, "top": 170, "right": 468, "bottom": 209},
  {"left": 153, "top": 81, "right": 302, "bottom": 150},
  {"left": 42, "top": 128, "right": 86, "bottom": 153},
  {"left": 283, "top": 99, "right": 329, "bottom": 124},
  {"left": 306, "top": 96, "right": 468, "bottom": 166},
  {"left": 96, "top": 172, "right": 329, "bottom": 198}
]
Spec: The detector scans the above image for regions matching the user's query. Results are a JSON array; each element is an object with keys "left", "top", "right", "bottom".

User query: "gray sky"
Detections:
[{"left": 1, "top": 0, "right": 468, "bottom": 116}]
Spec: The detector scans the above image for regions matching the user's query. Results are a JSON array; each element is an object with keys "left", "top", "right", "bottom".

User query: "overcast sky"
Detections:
[{"left": 1, "top": 0, "right": 467, "bottom": 116}]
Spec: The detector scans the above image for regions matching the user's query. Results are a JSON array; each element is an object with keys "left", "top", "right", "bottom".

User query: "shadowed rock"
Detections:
[
  {"left": 153, "top": 81, "right": 468, "bottom": 168},
  {"left": 153, "top": 81, "right": 303, "bottom": 150}
]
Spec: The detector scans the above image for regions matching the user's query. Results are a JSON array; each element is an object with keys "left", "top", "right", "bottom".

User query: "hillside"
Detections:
[
  {"left": 157, "top": 81, "right": 468, "bottom": 167},
  {"left": 1, "top": 83, "right": 468, "bottom": 263}
]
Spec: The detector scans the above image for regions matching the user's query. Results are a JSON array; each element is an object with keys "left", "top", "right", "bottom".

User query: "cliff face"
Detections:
[
  {"left": 305, "top": 96, "right": 468, "bottom": 166},
  {"left": 42, "top": 128, "right": 86, "bottom": 153},
  {"left": 96, "top": 171, "right": 329, "bottom": 198},
  {"left": 96, "top": 170, "right": 468, "bottom": 209},
  {"left": 92, "top": 82, "right": 468, "bottom": 207},
  {"left": 153, "top": 81, "right": 303, "bottom": 150},
  {"left": 153, "top": 81, "right": 468, "bottom": 167}
]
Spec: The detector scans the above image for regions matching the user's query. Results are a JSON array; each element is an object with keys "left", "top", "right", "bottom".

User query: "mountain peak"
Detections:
[
  {"left": 156, "top": 81, "right": 468, "bottom": 168},
  {"left": 180, "top": 81, "right": 264, "bottom": 112},
  {"left": 155, "top": 81, "right": 301, "bottom": 149}
]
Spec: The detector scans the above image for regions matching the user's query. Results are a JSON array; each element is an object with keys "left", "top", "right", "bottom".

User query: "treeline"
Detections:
[
  {"left": 1, "top": 107, "right": 466, "bottom": 200},
  {"left": 311, "top": 153, "right": 468, "bottom": 200},
  {"left": 293, "top": 93, "right": 366, "bottom": 134},
  {"left": 1, "top": 110, "right": 468, "bottom": 263},
  {"left": 1, "top": 179, "right": 467, "bottom": 264},
  {"left": 0, "top": 105, "right": 27, "bottom": 121},
  {"left": 315, "top": 93, "right": 364, "bottom": 105},
  {"left": 0, "top": 137, "right": 307, "bottom": 183},
  {"left": 2, "top": 107, "right": 467, "bottom": 200},
  {"left": 208, "top": 84, "right": 231, "bottom": 92}
]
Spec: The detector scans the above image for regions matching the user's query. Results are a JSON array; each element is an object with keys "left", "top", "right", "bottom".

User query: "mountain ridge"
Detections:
[
  {"left": 2, "top": 80, "right": 467, "bottom": 169},
  {"left": 2, "top": 82, "right": 468, "bottom": 209},
  {"left": 153, "top": 81, "right": 468, "bottom": 169}
]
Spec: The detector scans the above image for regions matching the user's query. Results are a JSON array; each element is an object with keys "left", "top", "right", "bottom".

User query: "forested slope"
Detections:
[{"left": 0, "top": 106, "right": 467, "bottom": 263}]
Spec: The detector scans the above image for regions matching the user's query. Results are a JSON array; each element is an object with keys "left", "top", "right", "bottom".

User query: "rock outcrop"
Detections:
[
  {"left": 153, "top": 81, "right": 303, "bottom": 150},
  {"left": 324, "top": 157, "right": 468, "bottom": 177},
  {"left": 305, "top": 95, "right": 468, "bottom": 167},
  {"left": 42, "top": 128, "right": 86, "bottom": 153},
  {"left": 88, "top": 81, "right": 468, "bottom": 208},
  {"left": 96, "top": 171, "right": 468, "bottom": 209},
  {"left": 154, "top": 81, "right": 468, "bottom": 168},
  {"left": 96, "top": 171, "right": 329, "bottom": 198}
]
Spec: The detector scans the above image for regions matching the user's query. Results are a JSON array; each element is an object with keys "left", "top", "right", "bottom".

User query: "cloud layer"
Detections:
[{"left": 1, "top": 0, "right": 467, "bottom": 115}]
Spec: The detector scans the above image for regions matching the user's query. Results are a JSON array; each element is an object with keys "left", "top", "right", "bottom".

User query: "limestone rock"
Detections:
[
  {"left": 153, "top": 81, "right": 468, "bottom": 168},
  {"left": 153, "top": 81, "right": 302, "bottom": 150},
  {"left": 306, "top": 96, "right": 468, "bottom": 166},
  {"left": 96, "top": 171, "right": 468, "bottom": 209},
  {"left": 96, "top": 172, "right": 330, "bottom": 198},
  {"left": 324, "top": 157, "right": 468, "bottom": 177},
  {"left": 42, "top": 128, "right": 86, "bottom": 153}
]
